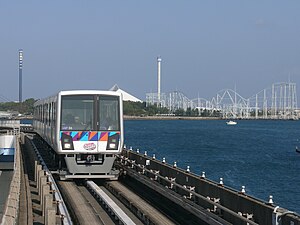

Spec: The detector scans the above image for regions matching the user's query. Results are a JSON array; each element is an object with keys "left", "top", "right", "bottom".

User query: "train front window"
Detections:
[
  {"left": 99, "top": 96, "right": 120, "bottom": 131},
  {"left": 61, "top": 95, "right": 94, "bottom": 131}
]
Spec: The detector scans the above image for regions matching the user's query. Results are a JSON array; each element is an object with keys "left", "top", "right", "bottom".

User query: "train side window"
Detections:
[
  {"left": 49, "top": 103, "right": 52, "bottom": 126},
  {"left": 40, "top": 105, "right": 42, "bottom": 121},
  {"left": 45, "top": 104, "right": 48, "bottom": 124},
  {"left": 53, "top": 103, "right": 56, "bottom": 125},
  {"left": 45, "top": 104, "right": 47, "bottom": 123},
  {"left": 47, "top": 104, "right": 48, "bottom": 123},
  {"left": 51, "top": 102, "right": 54, "bottom": 126}
]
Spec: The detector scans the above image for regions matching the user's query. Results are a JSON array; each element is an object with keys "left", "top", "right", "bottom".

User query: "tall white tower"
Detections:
[
  {"left": 157, "top": 56, "right": 162, "bottom": 103},
  {"left": 19, "top": 49, "right": 23, "bottom": 103}
]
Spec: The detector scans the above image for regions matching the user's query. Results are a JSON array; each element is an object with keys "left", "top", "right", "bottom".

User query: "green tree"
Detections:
[
  {"left": 0, "top": 98, "right": 36, "bottom": 114},
  {"left": 191, "top": 108, "right": 199, "bottom": 117},
  {"left": 185, "top": 107, "right": 192, "bottom": 116},
  {"left": 174, "top": 108, "right": 184, "bottom": 116},
  {"left": 21, "top": 98, "right": 36, "bottom": 114},
  {"left": 123, "top": 101, "right": 146, "bottom": 116},
  {"left": 201, "top": 109, "right": 209, "bottom": 117},
  {"left": 145, "top": 105, "right": 159, "bottom": 116}
]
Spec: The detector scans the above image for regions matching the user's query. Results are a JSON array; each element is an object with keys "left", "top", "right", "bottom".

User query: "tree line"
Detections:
[
  {"left": 0, "top": 99, "right": 220, "bottom": 117},
  {"left": 0, "top": 98, "right": 35, "bottom": 114},
  {"left": 123, "top": 101, "right": 220, "bottom": 117}
]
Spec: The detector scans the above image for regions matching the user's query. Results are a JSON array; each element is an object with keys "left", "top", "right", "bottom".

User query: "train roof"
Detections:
[
  {"left": 34, "top": 90, "right": 122, "bottom": 106},
  {"left": 58, "top": 90, "right": 122, "bottom": 96}
]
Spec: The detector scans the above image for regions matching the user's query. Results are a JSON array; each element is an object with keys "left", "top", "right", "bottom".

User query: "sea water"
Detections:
[{"left": 124, "top": 119, "right": 300, "bottom": 214}]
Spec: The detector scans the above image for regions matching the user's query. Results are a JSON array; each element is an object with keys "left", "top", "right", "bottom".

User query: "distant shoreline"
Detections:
[
  {"left": 123, "top": 115, "right": 300, "bottom": 121},
  {"left": 123, "top": 115, "right": 221, "bottom": 120}
]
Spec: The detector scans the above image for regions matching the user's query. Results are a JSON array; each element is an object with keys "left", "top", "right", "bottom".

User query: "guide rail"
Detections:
[{"left": 86, "top": 180, "right": 137, "bottom": 225}]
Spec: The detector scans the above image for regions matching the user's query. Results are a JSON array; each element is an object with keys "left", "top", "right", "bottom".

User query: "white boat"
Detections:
[{"left": 226, "top": 120, "right": 237, "bottom": 125}]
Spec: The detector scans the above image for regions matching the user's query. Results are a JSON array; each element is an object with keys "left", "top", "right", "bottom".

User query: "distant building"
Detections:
[
  {"left": 0, "top": 111, "right": 13, "bottom": 119},
  {"left": 110, "top": 84, "right": 142, "bottom": 102}
]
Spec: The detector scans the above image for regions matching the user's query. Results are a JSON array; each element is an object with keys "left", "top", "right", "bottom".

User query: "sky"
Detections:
[{"left": 0, "top": 1, "right": 300, "bottom": 103}]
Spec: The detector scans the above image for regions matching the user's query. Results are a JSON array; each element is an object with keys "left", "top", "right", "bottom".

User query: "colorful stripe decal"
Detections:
[
  {"left": 100, "top": 132, "right": 108, "bottom": 141},
  {"left": 60, "top": 131, "right": 120, "bottom": 141}
]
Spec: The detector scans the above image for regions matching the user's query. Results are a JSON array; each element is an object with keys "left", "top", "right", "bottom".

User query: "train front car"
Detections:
[{"left": 57, "top": 90, "right": 123, "bottom": 179}]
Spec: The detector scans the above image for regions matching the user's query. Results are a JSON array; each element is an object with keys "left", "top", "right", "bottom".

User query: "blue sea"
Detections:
[{"left": 124, "top": 119, "right": 300, "bottom": 214}]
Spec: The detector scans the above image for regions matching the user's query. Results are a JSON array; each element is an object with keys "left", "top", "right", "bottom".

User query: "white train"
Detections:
[{"left": 33, "top": 90, "right": 124, "bottom": 179}]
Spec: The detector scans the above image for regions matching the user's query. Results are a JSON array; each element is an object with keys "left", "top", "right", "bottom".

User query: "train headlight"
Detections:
[
  {"left": 64, "top": 143, "right": 71, "bottom": 149},
  {"left": 106, "top": 133, "right": 119, "bottom": 150},
  {"left": 61, "top": 133, "right": 74, "bottom": 150},
  {"left": 109, "top": 143, "right": 116, "bottom": 149}
]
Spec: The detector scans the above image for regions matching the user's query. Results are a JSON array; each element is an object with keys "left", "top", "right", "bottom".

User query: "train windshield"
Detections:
[
  {"left": 99, "top": 96, "right": 120, "bottom": 131},
  {"left": 61, "top": 95, "right": 94, "bottom": 131},
  {"left": 61, "top": 95, "right": 120, "bottom": 131}
]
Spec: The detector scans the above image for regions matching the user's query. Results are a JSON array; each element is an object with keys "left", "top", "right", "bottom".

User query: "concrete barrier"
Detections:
[
  {"left": 41, "top": 185, "right": 51, "bottom": 216},
  {"left": 45, "top": 207, "right": 56, "bottom": 225},
  {"left": 43, "top": 193, "right": 54, "bottom": 216},
  {"left": 35, "top": 163, "right": 42, "bottom": 183},
  {"left": 39, "top": 176, "right": 47, "bottom": 203}
]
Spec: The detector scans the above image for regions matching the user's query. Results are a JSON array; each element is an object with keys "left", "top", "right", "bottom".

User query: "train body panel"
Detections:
[{"left": 33, "top": 90, "right": 123, "bottom": 179}]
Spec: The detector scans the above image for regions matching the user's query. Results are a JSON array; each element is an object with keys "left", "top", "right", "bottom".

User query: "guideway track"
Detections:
[
  {"left": 103, "top": 180, "right": 176, "bottom": 225},
  {"left": 57, "top": 180, "right": 109, "bottom": 225}
]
